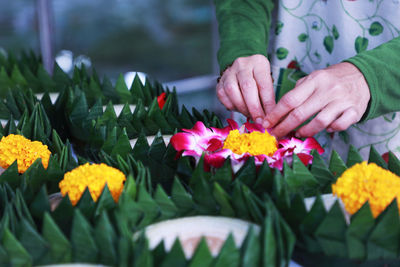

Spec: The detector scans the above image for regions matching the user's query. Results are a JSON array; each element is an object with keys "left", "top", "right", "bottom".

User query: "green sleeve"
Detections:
[
  {"left": 345, "top": 37, "right": 400, "bottom": 121},
  {"left": 214, "top": 0, "right": 274, "bottom": 72}
]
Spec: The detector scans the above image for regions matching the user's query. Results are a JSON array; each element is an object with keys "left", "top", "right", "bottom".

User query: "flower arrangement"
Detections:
[
  {"left": 0, "top": 134, "right": 51, "bottom": 173},
  {"left": 332, "top": 161, "right": 400, "bottom": 218},
  {"left": 171, "top": 119, "right": 324, "bottom": 172},
  {"left": 59, "top": 163, "right": 126, "bottom": 205}
]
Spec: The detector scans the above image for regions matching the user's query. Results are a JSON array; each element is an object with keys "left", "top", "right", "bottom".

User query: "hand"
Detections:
[
  {"left": 262, "top": 62, "right": 370, "bottom": 138},
  {"left": 216, "top": 54, "right": 275, "bottom": 124}
]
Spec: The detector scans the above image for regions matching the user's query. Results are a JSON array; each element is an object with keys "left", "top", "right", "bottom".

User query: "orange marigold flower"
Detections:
[
  {"left": 59, "top": 163, "right": 126, "bottom": 206},
  {"left": 0, "top": 134, "right": 51, "bottom": 173},
  {"left": 223, "top": 129, "right": 277, "bottom": 156},
  {"left": 332, "top": 161, "right": 400, "bottom": 218}
]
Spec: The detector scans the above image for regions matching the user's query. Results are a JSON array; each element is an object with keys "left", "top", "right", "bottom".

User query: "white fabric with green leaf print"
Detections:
[{"left": 268, "top": 0, "right": 400, "bottom": 160}]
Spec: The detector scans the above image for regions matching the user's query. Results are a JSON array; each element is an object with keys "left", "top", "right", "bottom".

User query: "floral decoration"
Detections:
[
  {"left": 59, "top": 163, "right": 126, "bottom": 206},
  {"left": 287, "top": 60, "right": 300, "bottom": 70},
  {"left": 170, "top": 119, "right": 324, "bottom": 172},
  {"left": 157, "top": 92, "right": 167, "bottom": 109},
  {"left": 0, "top": 134, "right": 51, "bottom": 173},
  {"left": 332, "top": 161, "right": 400, "bottom": 218}
]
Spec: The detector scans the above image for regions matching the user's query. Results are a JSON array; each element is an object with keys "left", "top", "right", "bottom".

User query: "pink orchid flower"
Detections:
[
  {"left": 269, "top": 137, "right": 325, "bottom": 170},
  {"left": 170, "top": 120, "right": 324, "bottom": 172},
  {"left": 170, "top": 121, "right": 232, "bottom": 171}
]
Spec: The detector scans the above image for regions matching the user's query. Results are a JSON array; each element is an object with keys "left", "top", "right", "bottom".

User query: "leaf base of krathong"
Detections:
[
  {"left": 290, "top": 196, "right": 400, "bottom": 266},
  {"left": 292, "top": 249, "right": 400, "bottom": 267}
]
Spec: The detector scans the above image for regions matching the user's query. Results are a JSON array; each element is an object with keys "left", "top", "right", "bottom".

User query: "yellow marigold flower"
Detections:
[
  {"left": 0, "top": 134, "right": 51, "bottom": 174},
  {"left": 59, "top": 163, "right": 126, "bottom": 206},
  {"left": 332, "top": 161, "right": 400, "bottom": 218},
  {"left": 223, "top": 129, "right": 277, "bottom": 156}
]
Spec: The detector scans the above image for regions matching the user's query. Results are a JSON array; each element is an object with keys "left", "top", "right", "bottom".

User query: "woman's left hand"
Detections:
[{"left": 262, "top": 62, "right": 371, "bottom": 138}]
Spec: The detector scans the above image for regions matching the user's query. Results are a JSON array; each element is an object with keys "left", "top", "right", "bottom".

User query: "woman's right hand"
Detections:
[{"left": 216, "top": 54, "right": 275, "bottom": 124}]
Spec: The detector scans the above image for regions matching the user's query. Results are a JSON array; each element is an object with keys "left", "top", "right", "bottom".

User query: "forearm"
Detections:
[
  {"left": 214, "top": 0, "right": 274, "bottom": 71},
  {"left": 345, "top": 37, "right": 400, "bottom": 120}
]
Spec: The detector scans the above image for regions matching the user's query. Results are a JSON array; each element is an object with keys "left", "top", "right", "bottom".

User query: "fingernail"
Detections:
[
  {"left": 326, "top": 128, "right": 333, "bottom": 133},
  {"left": 262, "top": 120, "right": 270, "bottom": 129},
  {"left": 255, "top": 117, "right": 263, "bottom": 124},
  {"left": 295, "top": 132, "right": 301, "bottom": 138}
]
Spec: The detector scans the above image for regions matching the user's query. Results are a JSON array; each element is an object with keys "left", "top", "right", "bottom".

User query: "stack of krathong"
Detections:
[{"left": 171, "top": 119, "right": 324, "bottom": 172}]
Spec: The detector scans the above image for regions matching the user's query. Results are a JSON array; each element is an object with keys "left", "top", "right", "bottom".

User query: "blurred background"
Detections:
[{"left": 0, "top": 0, "right": 228, "bottom": 118}]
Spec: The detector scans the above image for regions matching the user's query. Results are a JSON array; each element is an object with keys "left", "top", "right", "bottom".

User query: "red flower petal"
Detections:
[
  {"left": 210, "top": 125, "right": 231, "bottom": 137},
  {"left": 207, "top": 138, "right": 223, "bottom": 152},
  {"left": 205, "top": 154, "right": 226, "bottom": 169},
  {"left": 203, "top": 161, "right": 211, "bottom": 172},
  {"left": 244, "top": 121, "right": 265, "bottom": 133},
  {"left": 268, "top": 157, "right": 284, "bottom": 170},
  {"left": 303, "top": 137, "right": 324, "bottom": 154},
  {"left": 157, "top": 92, "right": 167, "bottom": 110},
  {"left": 170, "top": 132, "right": 196, "bottom": 151},
  {"left": 278, "top": 138, "right": 302, "bottom": 148},
  {"left": 254, "top": 154, "right": 268, "bottom": 164},
  {"left": 381, "top": 152, "right": 389, "bottom": 164},
  {"left": 297, "top": 153, "right": 313, "bottom": 166},
  {"left": 227, "top": 118, "right": 239, "bottom": 130},
  {"left": 274, "top": 147, "right": 287, "bottom": 158},
  {"left": 204, "top": 149, "right": 232, "bottom": 170},
  {"left": 189, "top": 121, "right": 209, "bottom": 136}
]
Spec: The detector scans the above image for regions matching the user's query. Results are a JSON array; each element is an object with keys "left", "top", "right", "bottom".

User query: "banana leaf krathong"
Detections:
[
  {"left": 0, "top": 82, "right": 222, "bottom": 167},
  {"left": 57, "top": 87, "right": 222, "bottom": 161},
  {"left": 0, "top": 50, "right": 175, "bottom": 107},
  {"left": 0, "top": 136, "right": 77, "bottom": 202},
  {"left": 1, "top": 50, "right": 400, "bottom": 266},
  {"left": 263, "top": 146, "right": 400, "bottom": 266},
  {"left": 0, "top": 102, "right": 77, "bottom": 200},
  {"left": 140, "top": 131, "right": 400, "bottom": 265},
  {"left": 0, "top": 156, "right": 295, "bottom": 266}
]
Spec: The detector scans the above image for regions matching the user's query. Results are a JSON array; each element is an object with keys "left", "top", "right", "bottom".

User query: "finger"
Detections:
[
  {"left": 270, "top": 91, "right": 327, "bottom": 138},
  {"left": 296, "top": 101, "right": 346, "bottom": 137},
  {"left": 237, "top": 70, "right": 265, "bottom": 123},
  {"left": 223, "top": 74, "right": 250, "bottom": 117},
  {"left": 254, "top": 66, "right": 275, "bottom": 114},
  {"left": 327, "top": 108, "right": 359, "bottom": 132},
  {"left": 295, "top": 76, "right": 306, "bottom": 86},
  {"left": 263, "top": 78, "right": 316, "bottom": 129},
  {"left": 216, "top": 82, "right": 234, "bottom": 110}
]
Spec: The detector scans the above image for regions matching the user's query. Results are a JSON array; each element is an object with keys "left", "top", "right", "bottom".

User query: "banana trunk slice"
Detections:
[
  {"left": 130, "top": 135, "right": 172, "bottom": 147},
  {"left": 136, "top": 216, "right": 260, "bottom": 259},
  {"left": 304, "top": 194, "right": 350, "bottom": 224}
]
